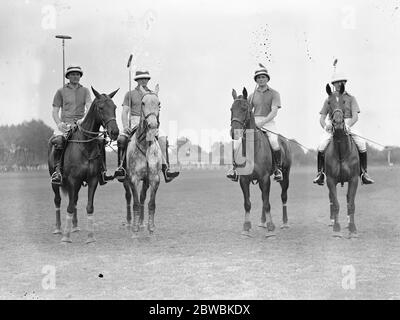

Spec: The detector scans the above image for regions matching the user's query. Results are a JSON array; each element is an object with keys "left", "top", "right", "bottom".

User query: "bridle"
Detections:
[
  {"left": 231, "top": 98, "right": 251, "bottom": 134},
  {"left": 135, "top": 92, "right": 160, "bottom": 145},
  {"left": 331, "top": 108, "right": 347, "bottom": 135},
  {"left": 72, "top": 96, "right": 117, "bottom": 142}
]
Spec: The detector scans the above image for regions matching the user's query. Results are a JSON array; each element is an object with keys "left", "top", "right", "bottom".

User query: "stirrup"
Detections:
[
  {"left": 51, "top": 171, "right": 62, "bottom": 185},
  {"left": 313, "top": 171, "right": 325, "bottom": 186},
  {"left": 226, "top": 168, "right": 238, "bottom": 182},
  {"left": 361, "top": 172, "right": 374, "bottom": 185},
  {"left": 114, "top": 167, "right": 126, "bottom": 180}
]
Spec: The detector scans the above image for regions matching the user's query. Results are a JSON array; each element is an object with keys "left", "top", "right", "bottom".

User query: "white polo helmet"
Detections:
[
  {"left": 65, "top": 65, "right": 83, "bottom": 78},
  {"left": 331, "top": 72, "right": 347, "bottom": 84}
]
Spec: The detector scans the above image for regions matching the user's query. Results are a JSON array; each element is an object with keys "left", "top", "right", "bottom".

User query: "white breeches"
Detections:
[
  {"left": 317, "top": 119, "right": 366, "bottom": 152},
  {"left": 254, "top": 117, "right": 280, "bottom": 151}
]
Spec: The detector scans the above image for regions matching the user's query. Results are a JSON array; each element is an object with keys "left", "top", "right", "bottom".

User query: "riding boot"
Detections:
[
  {"left": 51, "top": 147, "right": 63, "bottom": 185},
  {"left": 99, "top": 142, "right": 114, "bottom": 186},
  {"left": 313, "top": 151, "right": 326, "bottom": 186},
  {"left": 359, "top": 152, "right": 374, "bottom": 185},
  {"left": 114, "top": 145, "right": 127, "bottom": 181},
  {"left": 162, "top": 164, "right": 179, "bottom": 183},
  {"left": 272, "top": 150, "right": 283, "bottom": 182},
  {"left": 156, "top": 135, "right": 179, "bottom": 183}
]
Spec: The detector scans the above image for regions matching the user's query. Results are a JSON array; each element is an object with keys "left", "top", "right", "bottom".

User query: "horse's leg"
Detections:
[
  {"left": 123, "top": 180, "right": 132, "bottom": 229},
  {"left": 260, "top": 176, "right": 275, "bottom": 237},
  {"left": 72, "top": 192, "right": 80, "bottom": 232},
  {"left": 239, "top": 178, "right": 252, "bottom": 236},
  {"left": 85, "top": 178, "right": 98, "bottom": 244},
  {"left": 347, "top": 177, "right": 359, "bottom": 238},
  {"left": 61, "top": 183, "right": 77, "bottom": 243},
  {"left": 147, "top": 176, "right": 160, "bottom": 234},
  {"left": 279, "top": 169, "right": 290, "bottom": 229},
  {"left": 130, "top": 178, "right": 141, "bottom": 236},
  {"left": 327, "top": 177, "right": 341, "bottom": 237},
  {"left": 52, "top": 185, "right": 62, "bottom": 234},
  {"left": 139, "top": 179, "right": 149, "bottom": 230}
]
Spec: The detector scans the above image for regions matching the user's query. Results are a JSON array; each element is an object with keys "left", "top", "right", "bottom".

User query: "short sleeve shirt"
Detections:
[
  {"left": 52, "top": 83, "right": 92, "bottom": 124},
  {"left": 122, "top": 86, "right": 151, "bottom": 117},
  {"left": 248, "top": 85, "right": 281, "bottom": 117},
  {"left": 320, "top": 91, "right": 360, "bottom": 119}
]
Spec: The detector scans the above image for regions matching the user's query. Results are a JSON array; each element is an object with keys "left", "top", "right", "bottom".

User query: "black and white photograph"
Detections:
[{"left": 0, "top": 0, "right": 399, "bottom": 304}]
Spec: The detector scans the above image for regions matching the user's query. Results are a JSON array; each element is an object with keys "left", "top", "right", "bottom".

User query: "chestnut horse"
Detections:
[
  {"left": 48, "top": 87, "right": 119, "bottom": 243},
  {"left": 325, "top": 83, "right": 359, "bottom": 238},
  {"left": 230, "top": 88, "right": 291, "bottom": 237}
]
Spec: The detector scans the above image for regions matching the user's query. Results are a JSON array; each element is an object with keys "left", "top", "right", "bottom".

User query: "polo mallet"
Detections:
[
  {"left": 127, "top": 54, "right": 133, "bottom": 128},
  {"left": 55, "top": 35, "right": 72, "bottom": 87}
]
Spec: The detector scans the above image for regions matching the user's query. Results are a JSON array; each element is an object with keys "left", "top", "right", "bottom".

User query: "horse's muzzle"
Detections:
[{"left": 107, "top": 123, "right": 119, "bottom": 141}]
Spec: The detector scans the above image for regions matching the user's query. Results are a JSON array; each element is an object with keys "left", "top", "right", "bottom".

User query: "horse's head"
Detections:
[
  {"left": 230, "top": 87, "right": 251, "bottom": 140},
  {"left": 326, "top": 83, "right": 346, "bottom": 135},
  {"left": 140, "top": 85, "right": 160, "bottom": 140},
  {"left": 91, "top": 87, "right": 120, "bottom": 140}
]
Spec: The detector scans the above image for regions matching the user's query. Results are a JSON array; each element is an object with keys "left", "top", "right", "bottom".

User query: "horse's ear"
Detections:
[
  {"left": 339, "top": 82, "right": 345, "bottom": 94},
  {"left": 326, "top": 84, "right": 332, "bottom": 96},
  {"left": 242, "top": 87, "right": 248, "bottom": 100},
  {"left": 91, "top": 86, "right": 101, "bottom": 98},
  {"left": 232, "top": 89, "right": 238, "bottom": 100},
  {"left": 108, "top": 88, "right": 119, "bottom": 99},
  {"left": 154, "top": 84, "right": 159, "bottom": 95}
]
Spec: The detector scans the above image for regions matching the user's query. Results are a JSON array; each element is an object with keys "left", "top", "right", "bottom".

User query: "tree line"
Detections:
[{"left": 0, "top": 120, "right": 398, "bottom": 171}]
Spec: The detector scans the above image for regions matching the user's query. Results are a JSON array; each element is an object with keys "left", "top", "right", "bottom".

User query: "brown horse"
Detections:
[
  {"left": 125, "top": 88, "right": 162, "bottom": 236},
  {"left": 324, "top": 83, "right": 359, "bottom": 238},
  {"left": 48, "top": 87, "right": 119, "bottom": 243},
  {"left": 230, "top": 88, "right": 291, "bottom": 237}
]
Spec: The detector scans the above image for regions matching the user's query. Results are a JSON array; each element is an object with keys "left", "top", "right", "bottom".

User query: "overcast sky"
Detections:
[{"left": 1, "top": 0, "right": 400, "bottom": 151}]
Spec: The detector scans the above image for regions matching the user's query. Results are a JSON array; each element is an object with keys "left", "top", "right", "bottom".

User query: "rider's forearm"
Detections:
[
  {"left": 52, "top": 107, "right": 62, "bottom": 125},
  {"left": 347, "top": 113, "right": 358, "bottom": 127},
  {"left": 121, "top": 106, "right": 130, "bottom": 130},
  {"left": 260, "top": 109, "right": 278, "bottom": 126},
  {"left": 320, "top": 115, "right": 327, "bottom": 129}
]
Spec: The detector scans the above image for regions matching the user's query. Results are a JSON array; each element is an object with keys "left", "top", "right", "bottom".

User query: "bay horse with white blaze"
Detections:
[
  {"left": 125, "top": 86, "right": 162, "bottom": 236},
  {"left": 48, "top": 87, "right": 119, "bottom": 243},
  {"left": 230, "top": 88, "right": 291, "bottom": 237},
  {"left": 324, "top": 83, "right": 359, "bottom": 238}
]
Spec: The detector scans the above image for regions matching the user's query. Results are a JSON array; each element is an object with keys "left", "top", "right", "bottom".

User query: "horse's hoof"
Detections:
[
  {"left": 258, "top": 222, "right": 267, "bottom": 228},
  {"left": 265, "top": 231, "right": 276, "bottom": 238},
  {"left": 266, "top": 222, "right": 275, "bottom": 232},
  {"left": 280, "top": 223, "right": 290, "bottom": 229},
  {"left": 86, "top": 237, "right": 96, "bottom": 244},
  {"left": 72, "top": 227, "right": 80, "bottom": 233},
  {"left": 53, "top": 229, "right": 62, "bottom": 235},
  {"left": 61, "top": 236, "right": 72, "bottom": 243},
  {"left": 347, "top": 231, "right": 359, "bottom": 239},
  {"left": 241, "top": 230, "right": 252, "bottom": 237},
  {"left": 332, "top": 232, "right": 343, "bottom": 238}
]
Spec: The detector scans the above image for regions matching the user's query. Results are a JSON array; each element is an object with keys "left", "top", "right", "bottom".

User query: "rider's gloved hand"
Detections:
[
  {"left": 325, "top": 123, "right": 333, "bottom": 132},
  {"left": 57, "top": 122, "right": 69, "bottom": 133}
]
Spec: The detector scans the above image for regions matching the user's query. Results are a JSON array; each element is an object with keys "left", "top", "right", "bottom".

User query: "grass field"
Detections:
[{"left": 0, "top": 166, "right": 399, "bottom": 299}]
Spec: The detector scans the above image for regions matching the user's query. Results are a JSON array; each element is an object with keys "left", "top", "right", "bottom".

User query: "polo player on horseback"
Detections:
[
  {"left": 50, "top": 65, "right": 111, "bottom": 185},
  {"left": 313, "top": 72, "right": 374, "bottom": 186},
  {"left": 114, "top": 70, "right": 179, "bottom": 183},
  {"left": 227, "top": 65, "right": 283, "bottom": 182}
]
